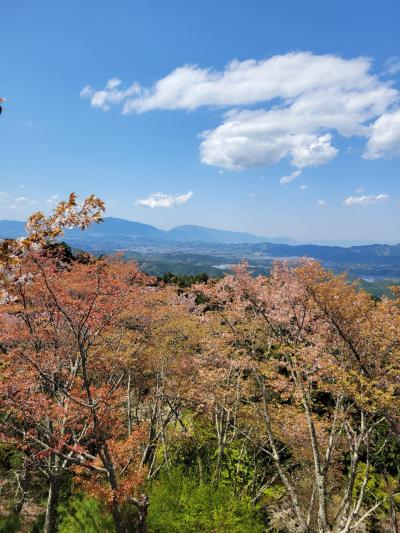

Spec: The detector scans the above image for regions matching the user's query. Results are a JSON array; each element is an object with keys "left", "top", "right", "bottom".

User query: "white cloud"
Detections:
[
  {"left": 280, "top": 170, "right": 302, "bottom": 184},
  {"left": 200, "top": 112, "right": 338, "bottom": 171},
  {"left": 384, "top": 56, "right": 400, "bottom": 76},
  {"left": 317, "top": 199, "right": 326, "bottom": 207},
  {"left": 135, "top": 191, "right": 193, "bottom": 208},
  {"left": 299, "top": 184, "right": 307, "bottom": 190},
  {"left": 364, "top": 108, "right": 400, "bottom": 159},
  {"left": 82, "top": 52, "right": 400, "bottom": 172},
  {"left": 46, "top": 194, "right": 59, "bottom": 205},
  {"left": 0, "top": 191, "right": 10, "bottom": 201},
  {"left": 120, "top": 53, "right": 394, "bottom": 113},
  {"left": 343, "top": 193, "right": 390, "bottom": 206},
  {"left": 80, "top": 78, "right": 141, "bottom": 111},
  {"left": 15, "top": 196, "right": 36, "bottom": 204}
]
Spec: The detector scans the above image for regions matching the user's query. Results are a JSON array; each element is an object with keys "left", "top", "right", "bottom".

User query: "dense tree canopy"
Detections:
[{"left": 0, "top": 195, "right": 399, "bottom": 532}]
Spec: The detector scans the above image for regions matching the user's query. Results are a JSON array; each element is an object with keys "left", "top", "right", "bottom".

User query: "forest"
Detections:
[{"left": 0, "top": 194, "right": 399, "bottom": 533}]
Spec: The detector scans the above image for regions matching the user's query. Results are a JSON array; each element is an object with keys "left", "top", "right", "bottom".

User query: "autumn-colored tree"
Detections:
[
  {"left": 2, "top": 195, "right": 399, "bottom": 532},
  {"left": 0, "top": 196, "right": 157, "bottom": 533},
  {"left": 122, "top": 284, "right": 213, "bottom": 481},
  {"left": 193, "top": 260, "right": 400, "bottom": 532},
  {"left": 0, "top": 192, "right": 104, "bottom": 305}
]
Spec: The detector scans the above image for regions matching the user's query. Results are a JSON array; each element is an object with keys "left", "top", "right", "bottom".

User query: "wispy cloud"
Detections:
[
  {"left": 82, "top": 52, "right": 399, "bottom": 173},
  {"left": 0, "top": 191, "right": 10, "bottom": 201},
  {"left": 135, "top": 191, "right": 193, "bottom": 208},
  {"left": 384, "top": 56, "right": 400, "bottom": 76},
  {"left": 81, "top": 78, "right": 141, "bottom": 111},
  {"left": 15, "top": 196, "right": 37, "bottom": 205},
  {"left": 45, "top": 194, "right": 60, "bottom": 206},
  {"left": 280, "top": 170, "right": 302, "bottom": 184},
  {"left": 317, "top": 199, "right": 326, "bottom": 207},
  {"left": 343, "top": 193, "right": 390, "bottom": 206}
]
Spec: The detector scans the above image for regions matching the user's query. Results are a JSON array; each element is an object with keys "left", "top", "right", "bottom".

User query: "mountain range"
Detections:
[
  {"left": 0, "top": 217, "right": 295, "bottom": 245},
  {"left": 1, "top": 218, "right": 399, "bottom": 281}
]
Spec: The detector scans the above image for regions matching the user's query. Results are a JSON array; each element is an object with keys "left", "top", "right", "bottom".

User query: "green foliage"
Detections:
[
  {"left": 352, "top": 463, "right": 400, "bottom": 520},
  {"left": 29, "top": 512, "right": 45, "bottom": 533},
  {"left": 166, "top": 414, "right": 217, "bottom": 475},
  {"left": 371, "top": 422, "right": 400, "bottom": 477},
  {"left": 356, "top": 278, "right": 400, "bottom": 299},
  {"left": 0, "top": 514, "right": 20, "bottom": 533},
  {"left": 57, "top": 495, "right": 116, "bottom": 533},
  {"left": 147, "top": 468, "right": 264, "bottom": 533},
  {"left": 262, "top": 485, "right": 285, "bottom": 502},
  {"left": 220, "top": 440, "right": 251, "bottom": 486},
  {"left": 0, "top": 443, "right": 22, "bottom": 472},
  {"left": 160, "top": 271, "right": 209, "bottom": 288}
]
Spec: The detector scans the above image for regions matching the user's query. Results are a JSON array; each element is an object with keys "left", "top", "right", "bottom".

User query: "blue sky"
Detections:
[{"left": 1, "top": 0, "right": 400, "bottom": 243}]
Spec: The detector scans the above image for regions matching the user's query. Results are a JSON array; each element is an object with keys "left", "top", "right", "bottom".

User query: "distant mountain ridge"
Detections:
[
  {"left": 0, "top": 220, "right": 26, "bottom": 238},
  {"left": 0, "top": 219, "right": 398, "bottom": 263},
  {"left": 0, "top": 217, "right": 294, "bottom": 244},
  {"left": 2, "top": 217, "right": 400, "bottom": 280},
  {"left": 165, "top": 224, "right": 296, "bottom": 244}
]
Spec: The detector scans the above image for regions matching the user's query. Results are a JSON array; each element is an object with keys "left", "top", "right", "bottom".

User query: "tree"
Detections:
[
  {"left": 0, "top": 196, "right": 154, "bottom": 533},
  {"left": 193, "top": 260, "right": 400, "bottom": 532},
  {"left": 2, "top": 195, "right": 399, "bottom": 531}
]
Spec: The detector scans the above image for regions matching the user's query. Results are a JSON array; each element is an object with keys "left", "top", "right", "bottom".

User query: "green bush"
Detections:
[
  {"left": 147, "top": 468, "right": 265, "bottom": 532},
  {"left": 57, "top": 495, "right": 115, "bottom": 533},
  {"left": 29, "top": 512, "right": 45, "bottom": 533},
  {"left": 0, "top": 443, "right": 22, "bottom": 472},
  {"left": 0, "top": 514, "right": 20, "bottom": 533}
]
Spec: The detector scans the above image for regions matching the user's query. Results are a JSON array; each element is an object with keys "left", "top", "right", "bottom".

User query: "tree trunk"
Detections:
[
  {"left": 44, "top": 476, "right": 60, "bottom": 533},
  {"left": 388, "top": 490, "right": 399, "bottom": 533},
  {"left": 127, "top": 371, "right": 132, "bottom": 435},
  {"left": 111, "top": 501, "right": 127, "bottom": 533},
  {"left": 131, "top": 495, "right": 149, "bottom": 533},
  {"left": 100, "top": 444, "right": 128, "bottom": 533},
  {"left": 316, "top": 474, "right": 330, "bottom": 533},
  {"left": 13, "top": 462, "right": 30, "bottom": 515}
]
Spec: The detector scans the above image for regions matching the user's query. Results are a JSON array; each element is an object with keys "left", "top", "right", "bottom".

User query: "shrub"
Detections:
[
  {"left": 57, "top": 495, "right": 115, "bottom": 533},
  {"left": 0, "top": 514, "right": 20, "bottom": 533},
  {"left": 147, "top": 468, "right": 264, "bottom": 532}
]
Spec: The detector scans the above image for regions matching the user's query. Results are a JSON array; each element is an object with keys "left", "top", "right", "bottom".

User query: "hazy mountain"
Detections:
[
  {"left": 248, "top": 242, "right": 400, "bottom": 263},
  {"left": 166, "top": 224, "right": 295, "bottom": 244},
  {"left": 65, "top": 217, "right": 165, "bottom": 241},
  {"left": 0, "top": 218, "right": 399, "bottom": 267},
  {"left": 0, "top": 217, "right": 292, "bottom": 245},
  {"left": 0, "top": 220, "right": 26, "bottom": 238}
]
